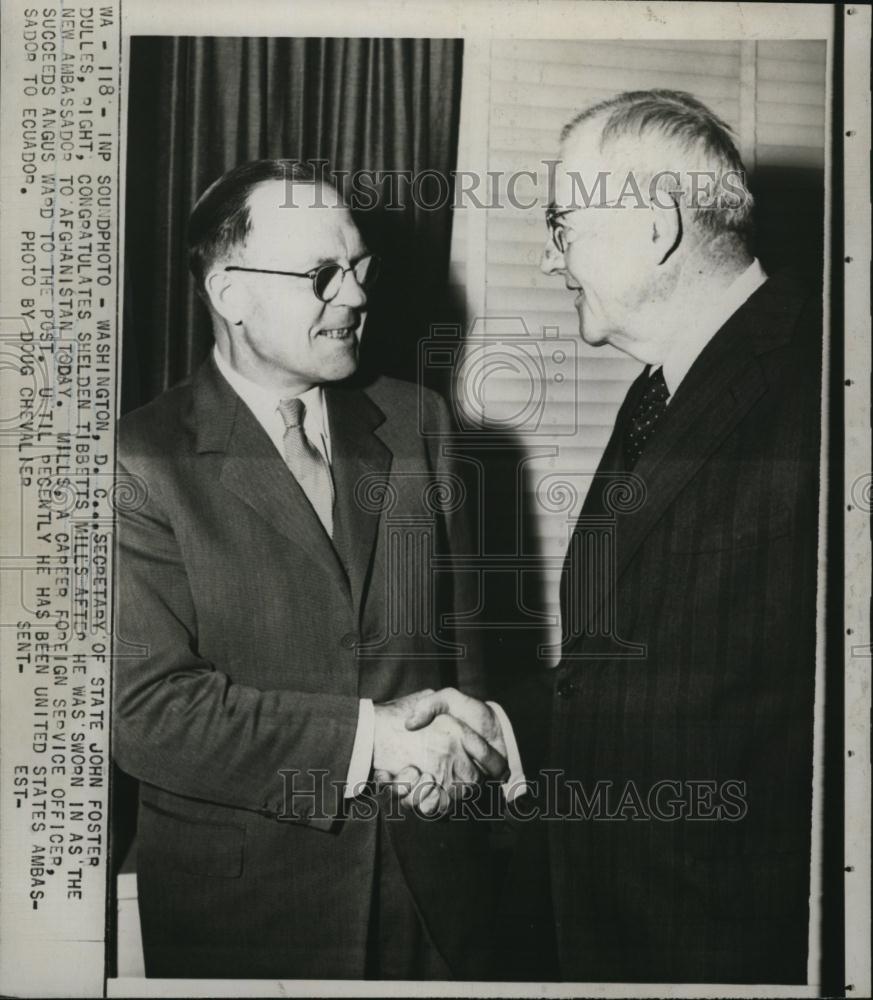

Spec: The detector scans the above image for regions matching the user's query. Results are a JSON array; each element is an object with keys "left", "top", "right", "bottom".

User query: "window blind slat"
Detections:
[
  {"left": 757, "top": 100, "right": 826, "bottom": 128},
  {"left": 756, "top": 122, "right": 826, "bottom": 150},
  {"left": 757, "top": 58, "right": 827, "bottom": 85},
  {"left": 491, "top": 39, "right": 742, "bottom": 77},
  {"left": 491, "top": 59, "right": 743, "bottom": 100},
  {"left": 757, "top": 79, "right": 825, "bottom": 107},
  {"left": 756, "top": 40, "right": 831, "bottom": 65},
  {"left": 492, "top": 39, "right": 740, "bottom": 69}
]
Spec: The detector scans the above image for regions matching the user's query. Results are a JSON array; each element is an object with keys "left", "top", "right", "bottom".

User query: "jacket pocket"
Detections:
[{"left": 138, "top": 798, "right": 245, "bottom": 879}]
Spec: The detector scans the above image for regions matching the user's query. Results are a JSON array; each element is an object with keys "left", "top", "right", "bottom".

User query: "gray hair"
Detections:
[{"left": 561, "top": 89, "right": 754, "bottom": 243}]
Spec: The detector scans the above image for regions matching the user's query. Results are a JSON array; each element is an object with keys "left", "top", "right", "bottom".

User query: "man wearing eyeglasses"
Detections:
[
  {"left": 113, "top": 159, "right": 513, "bottom": 980},
  {"left": 408, "top": 90, "right": 822, "bottom": 984}
]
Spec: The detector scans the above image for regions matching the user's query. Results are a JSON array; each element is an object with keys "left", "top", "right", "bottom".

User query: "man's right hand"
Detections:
[
  {"left": 373, "top": 692, "right": 508, "bottom": 814},
  {"left": 404, "top": 688, "right": 506, "bottom": 757}
]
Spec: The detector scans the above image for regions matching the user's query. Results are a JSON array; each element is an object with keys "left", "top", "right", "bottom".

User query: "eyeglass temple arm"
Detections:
[
  {"left": 224, "top": 255, "right": 375, "bottom": 278},
  {"left": 224, "top": 266, "right": 313, "bottom": 277}
]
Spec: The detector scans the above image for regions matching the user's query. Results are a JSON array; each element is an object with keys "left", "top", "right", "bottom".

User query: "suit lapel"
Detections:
[
  {"left": 193, "top": 357, "right": 351, "bottom": 600},
  {"left": 610, "top": 347, "right": 767, "bottom": 588},
  {"left": 562, "top": 271, "right": 807, "bottom": 657},
  {"left": 325, "top": 385, "right": 393, "bottom": 614}
]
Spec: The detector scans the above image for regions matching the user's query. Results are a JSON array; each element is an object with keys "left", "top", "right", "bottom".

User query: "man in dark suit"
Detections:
[
  {"left": 407, "top": 90, "right": 822, "bottom": 984},
  {"left": 112, "top": 159, "right": 511, "bottom": 980}
]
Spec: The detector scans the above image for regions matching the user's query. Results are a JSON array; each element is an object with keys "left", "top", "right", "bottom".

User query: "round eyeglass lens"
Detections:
[
  {"left": 314, "top": 264, "right": 344, "bottom": 301},
  {"left": 314, "top": 255, "right": 379, "bottom": 301}
]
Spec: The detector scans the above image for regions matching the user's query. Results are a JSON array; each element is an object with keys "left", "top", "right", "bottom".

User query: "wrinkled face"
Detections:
[
  {"left": 541, "top": 127, "right": 660, "bottom": 358},
  {"left": 210, "top": 180, "right": 369, "bottom": 393}
]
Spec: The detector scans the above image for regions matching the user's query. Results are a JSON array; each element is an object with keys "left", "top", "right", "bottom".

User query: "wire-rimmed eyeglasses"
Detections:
[
  {"left": 545, "top": 200, "right": 625, "bottom": 255},
  {"left": 225, "top": 253, "right": 380, "bottom": 303},
  {"left": 545, "top": 207, "right": 575, "bottom": 255}
]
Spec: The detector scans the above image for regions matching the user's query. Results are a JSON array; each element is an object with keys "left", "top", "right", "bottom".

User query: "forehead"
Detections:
[
  {"left": 556, "top": 118, "right": 667, "bottom": 208},
  {"left": 243, "top": 180, "right": 363, "bottom": 263},
  {"left": 553, "top": 123, "right": 612, "bottom": 205}
]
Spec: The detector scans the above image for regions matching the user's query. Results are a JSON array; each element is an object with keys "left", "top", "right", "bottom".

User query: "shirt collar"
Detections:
[
  {"left": 660, "top": 258, "right": 768, "bottom": 398},
  {"left": 211, "top": 345, "right": 329, "bottom": 451}
]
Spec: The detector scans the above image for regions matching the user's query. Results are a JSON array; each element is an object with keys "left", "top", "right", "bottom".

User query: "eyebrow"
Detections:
[{"left": 307, "top": 250, "right": 371, "bottom": 269}]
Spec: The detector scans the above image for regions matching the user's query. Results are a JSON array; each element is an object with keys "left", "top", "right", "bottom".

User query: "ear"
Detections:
[
  {"left": 204, "top": 268, "right": 245, "bottom": 326},
  {"left": 649, "top": 194, "right": 683, "bottom": 266}
]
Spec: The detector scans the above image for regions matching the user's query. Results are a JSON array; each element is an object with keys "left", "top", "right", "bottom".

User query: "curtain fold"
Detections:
[{"left": 123, "top": 36, "right": 464, "bottom": 413}]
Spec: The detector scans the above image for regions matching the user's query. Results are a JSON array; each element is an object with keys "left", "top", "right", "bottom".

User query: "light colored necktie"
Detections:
[{"left": 277, "top": 397, "right": 334, "bottom": 536}]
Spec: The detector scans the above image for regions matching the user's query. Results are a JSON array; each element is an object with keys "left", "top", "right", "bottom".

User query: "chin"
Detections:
[
  {"left": 321, "top": 353, "right": 359, "bottom": 383},
  {"left": 311, "top": 334, "right": 359, "bottom": 374},
  {"left": 577, "top": 311, "right": 609, "bottom": 347}
]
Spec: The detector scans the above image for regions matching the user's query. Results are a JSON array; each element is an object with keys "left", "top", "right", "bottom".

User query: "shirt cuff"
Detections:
[
  {"left": 344, "top": 698, "right": 375, "bottom": 798},
  {"left": 487, "top": 700, "right": 528, "bottom": 802}
]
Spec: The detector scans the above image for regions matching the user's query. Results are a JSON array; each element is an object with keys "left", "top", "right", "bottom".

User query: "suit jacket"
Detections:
[
  {"left": 503, "top": 271, "right": 822, "bottom": 984},
  {"left": 113, "top": 357, "right": 497, "bottom": 980}
]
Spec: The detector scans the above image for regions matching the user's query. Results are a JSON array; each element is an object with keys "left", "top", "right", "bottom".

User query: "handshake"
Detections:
[{"left": 371, "top": 688, "right": 509, "bottom": 815}]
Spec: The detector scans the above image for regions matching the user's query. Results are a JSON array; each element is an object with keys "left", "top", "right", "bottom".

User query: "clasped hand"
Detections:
[{"left": 372, "top": 688, "right": 507, "bottom": 815}]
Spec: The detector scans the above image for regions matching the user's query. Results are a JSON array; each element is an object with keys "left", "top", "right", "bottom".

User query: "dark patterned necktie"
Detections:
[
  {"left": 277, "top": 397, "right": 335, "bottom": 536},
  {"left": 623, "top": 366, "right": 670, "bottom": 469}
]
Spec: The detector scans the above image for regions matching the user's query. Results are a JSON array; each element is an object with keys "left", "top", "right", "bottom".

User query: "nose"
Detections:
[
  {"left": 540, "top": 238, "right": 565, "bottom": 276},
  {"left": 332, "top": 267, "right": 368, "bottom": 309}
]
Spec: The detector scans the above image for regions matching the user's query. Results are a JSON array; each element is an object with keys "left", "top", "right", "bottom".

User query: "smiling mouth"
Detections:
[{"left": 316, "top": 327, "right": 355, "bottom": 339}]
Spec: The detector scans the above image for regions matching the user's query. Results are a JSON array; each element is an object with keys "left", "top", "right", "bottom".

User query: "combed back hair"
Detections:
[
  {"left": 187, "top": 159, "right": 320, "bottom": 294},
  {"left": 561, "top": 89, "right": 754, "bottom": 244}
]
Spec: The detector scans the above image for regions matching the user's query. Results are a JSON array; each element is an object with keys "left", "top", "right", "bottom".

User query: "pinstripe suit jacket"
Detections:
[
  {"left": 113, "top": 358, "right": 496, "bottom": 980},
  {"left": 505, "top": 271, "right": 822, "bottom": 983}
]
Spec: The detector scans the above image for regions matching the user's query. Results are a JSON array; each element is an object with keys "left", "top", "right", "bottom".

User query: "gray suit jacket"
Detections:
[{"left": 113, "top": 357, "right": 497, "bottom": 979}]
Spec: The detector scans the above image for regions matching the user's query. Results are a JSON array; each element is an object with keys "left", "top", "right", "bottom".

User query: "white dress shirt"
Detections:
[
  {"left": 660, "top": 258, "right": 768, "bottom": 399},
  {"left": 213, "top": 346, "right": 331, "bottom": 463},
  {"left": 212, "top": 346, "right": 526, "bottom": 802}
]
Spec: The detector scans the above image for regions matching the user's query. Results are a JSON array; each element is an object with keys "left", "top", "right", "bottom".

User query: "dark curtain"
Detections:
[{"left": 122, "top": 36, "right": 464, "bottom": 413}]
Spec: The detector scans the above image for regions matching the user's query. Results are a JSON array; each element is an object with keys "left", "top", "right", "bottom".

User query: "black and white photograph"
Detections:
[
  {"left": 0, "top": 2, "right": 869, "bottom": 998},
  {"left": 112, "top": 21, "right": 830, "bottom": 990}
]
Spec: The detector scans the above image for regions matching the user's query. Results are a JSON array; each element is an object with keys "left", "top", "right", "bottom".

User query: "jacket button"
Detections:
[{"left": 340, "top": 632, "right": 358, "bottom": 649}]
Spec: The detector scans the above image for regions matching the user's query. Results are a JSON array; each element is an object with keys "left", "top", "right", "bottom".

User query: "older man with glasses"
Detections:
[
  {"left": 113, "top": 159, "right": 513, "bottom": 981},
  {"left": 409, "top": 89, "right": 822, "bottom": 985}
]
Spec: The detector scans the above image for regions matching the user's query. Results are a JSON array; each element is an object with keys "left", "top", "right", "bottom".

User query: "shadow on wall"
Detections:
[{"left": 751, "top": 163, "right": 825, "bottom": 283}]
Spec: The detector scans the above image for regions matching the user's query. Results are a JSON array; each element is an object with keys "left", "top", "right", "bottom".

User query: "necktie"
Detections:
[
  {"left": 623, "top": 366, "right": 670, "bottom": 469},
  {"left": 277, "top": 397, "right": 334, "bottom": 536}
]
